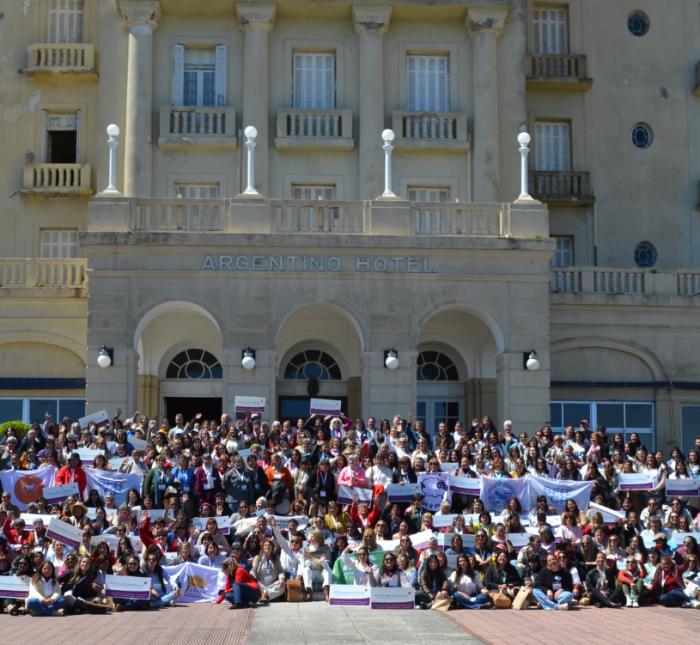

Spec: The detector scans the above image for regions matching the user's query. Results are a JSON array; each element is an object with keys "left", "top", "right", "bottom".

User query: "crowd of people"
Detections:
[{"left": 1, "top": 409, "right": 700, "bottom": 617}]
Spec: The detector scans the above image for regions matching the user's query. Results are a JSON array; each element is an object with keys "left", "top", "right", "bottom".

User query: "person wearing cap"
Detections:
[
  {"left": 55, "top": 452, "right": 88, "bottom": 500},
  {"left": 584, "top": 553, "right": 623, "bottom": 608}
]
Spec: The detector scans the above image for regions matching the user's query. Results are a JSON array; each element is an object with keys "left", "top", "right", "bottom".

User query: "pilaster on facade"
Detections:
[
  {"left": 117, "top": 0, "right": 162, "bottom": 33},
  {"left": 352, "top": 4, "right": 392, "bottom": 35},
  {"left": 236, "top": 2, "right": 276, "bottom": 31},
  {"left": 465, "top": 5, "right": 510, "bottom": 37}
]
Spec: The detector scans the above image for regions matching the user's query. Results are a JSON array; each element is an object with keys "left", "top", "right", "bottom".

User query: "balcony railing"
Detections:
[
  {"left": 128, "top": 199, "right": 230, "bottom": 232},
  {"left": 275, "top": 109, "right": 353, "bottom": 150},
  {"left": 412, "top": 203, "right": 510, "bottom": 236},
  {"left": 392, "top": 111, "right": 469, "bottom": 151},
  {"left": 526, "top": 54, "right": 592, "bottom": 91},
  {"left": 551, "top": 267, "right": 700, "bottom": 297},
  {"left": 158, "top": 106, "right": 237, "bottom": 148},
  {"left": 21, "top": 163, "right": 92, "bottom": 197},
  {"left": 530, "top": 171, "right": 594, "bottom": 205},
  {"left": 25, "top": 43, "right": 97, "bottom": 78},
  {"left": 272, "top": 201, "right": 366, "bottom": 233},
  {"left": 0, "top": 259, "right": 87, "bottom": 289}
]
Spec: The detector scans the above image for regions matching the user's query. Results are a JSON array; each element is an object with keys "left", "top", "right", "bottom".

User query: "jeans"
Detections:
[
  {"left": 452, "top": 592, "right": 491, "bottom": 609},
  {"left": 658, "top": 588, "right": 687, "bottom": 607},
  {"left": 26, "top": 597, "right": 66, "bottom": 616},
  {"left": 589, "top": 588, "right": 624, "bottom": 607},
  {"left": 532, "top": 589, "right": 572, "bottom": 611},
  {"left": 225, "top": 584, "right": 261, "bottom": 607},
  {"left": 149, "top": 591, "right": 176, "bottom": 609}
]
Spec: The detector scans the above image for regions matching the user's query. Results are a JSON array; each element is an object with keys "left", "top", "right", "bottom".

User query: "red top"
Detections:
[{"left": 234, "top": 567, "right": 259, "bottom": 591}]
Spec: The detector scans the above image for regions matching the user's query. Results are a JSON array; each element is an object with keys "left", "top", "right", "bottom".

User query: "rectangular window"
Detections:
[
  {"left": 0, "top": 398, "right": 85, "bottom": 424},
  {"left": 175, "top": 183, "right": 220, "bottom": 199},
  {"left": 551, "top": 236, "right": 574, "bottom": 267},
  {"left": 550, "top": 400, "right": 655, "bottom": 449},
  {"left": 292, "top": 53, "right": 336, "bottom": 109},
  {"left": 291, "top": 184, "right": 336, "bottom": 201},
  {"left": 0, "top": 399, "right": 23, "bottom": 424},
  {"left": 44, "top": 112, "right": 79, "bottom": 163},
  {"left": 532, "top": 6, "right": 569, "bottom": 54},
  {"left": 171, "top": 44, "right": 226, "bottom": 107},
  {"left": 40, "top": 229, "right": 78, "bottom": 259},
  {"left": 681, "top": 406, "right": 700, "bottom": 454},
  {"left": 535, "top": 121, "right": 571, "bottom": 171},
  {"left": 407, "top": 54, "right": 449, "bottom": 112},
  {"left": 48, "top": 0, "right": 84, "bottom": 44},
  {"left": 407, "top": 186, "right": 451, "bottom": 203}
]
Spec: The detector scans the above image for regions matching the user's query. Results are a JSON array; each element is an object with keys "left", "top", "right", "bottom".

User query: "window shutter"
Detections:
[
  {"left": 171, "top": 44, "right": 185, "bottom": 106},
  {"left": 215, "top": 45, "right": 227, "bottom": 107},
  {"left": 75, "top": 109, "right": 81, "bottom": 163}
]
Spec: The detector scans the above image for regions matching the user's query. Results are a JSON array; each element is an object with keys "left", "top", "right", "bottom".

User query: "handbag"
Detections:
[
  {"left": 286, "top": 578, "right": 304, "bottom": 603},
  {"left": 489, "top": 590, "right": 512, "bottom": 609},
  {"left": 431, "top": 591, "right": 452, "bottom": 612},
  {"left": 511, "top": 586, "right": 533, "bottom": 610}
]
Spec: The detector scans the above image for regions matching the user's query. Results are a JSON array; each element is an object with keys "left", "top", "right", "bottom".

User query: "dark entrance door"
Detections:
[
  {"left": 277, "top": 396, "right": 348, "bottom": 424},
  {"left": 164, "top": 397, "right": 222, "bottom": 426}
]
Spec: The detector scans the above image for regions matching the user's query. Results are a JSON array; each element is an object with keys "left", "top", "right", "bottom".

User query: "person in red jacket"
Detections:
[
  {"left": 648, "top": 555, "right": 687, "bottom": 607},
  {"left": 217, "top": 558, "right": 261, "bottom": 608},
  {"left": 54, "top": 452, "right": 88, "bottom": 499}
]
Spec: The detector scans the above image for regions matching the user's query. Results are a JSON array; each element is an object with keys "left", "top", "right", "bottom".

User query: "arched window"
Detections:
[
  {"left": 417, "top": 351, "right": 459, "bottom": 381},
  {"left": 284, "top": 350, "right": 342, "bottom": 380},
  {"left": 166, "top": 349, "right": 222, "bottom": 379}
]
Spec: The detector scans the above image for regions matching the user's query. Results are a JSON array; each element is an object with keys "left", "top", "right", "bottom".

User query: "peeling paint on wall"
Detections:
[{"left": 2, "top": 90, "right": 41, "bottom": 123}]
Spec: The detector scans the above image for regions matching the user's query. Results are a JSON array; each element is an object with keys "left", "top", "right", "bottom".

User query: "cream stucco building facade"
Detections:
[{"left": 1, "top": 0, "right": 700, "bottom": 452}]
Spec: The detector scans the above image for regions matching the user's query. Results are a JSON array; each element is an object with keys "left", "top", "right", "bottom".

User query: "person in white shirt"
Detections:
[
  {"left": 340, "top": 545, "right": 378, "bottom": 585},
  {"left": 450, "top": 554, "right": 492, "bottom": 609},
  {"left": 26, "top": 561, "right": 65, "bottom": 616}
]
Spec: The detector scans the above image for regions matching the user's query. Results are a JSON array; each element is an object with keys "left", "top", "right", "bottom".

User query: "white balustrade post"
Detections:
[
  {"left": 381, "top": 129, "right": 396, "bottom": 198},
  {"left": 517, "top": 131, "right": 533, "bottom": 201},
  {"left": 104, "top": 124, "right": 121, "bottom": 194},
  {"left": 243, "top": 125, "right": 259, "bottom": 196}
]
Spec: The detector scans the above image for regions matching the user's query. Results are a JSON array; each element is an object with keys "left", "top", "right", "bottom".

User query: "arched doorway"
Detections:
[{"left": 415, "top": 347, "right": 465, "bottom": 434}]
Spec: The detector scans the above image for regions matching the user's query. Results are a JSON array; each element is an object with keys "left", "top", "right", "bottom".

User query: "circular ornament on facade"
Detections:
[
  {"left": 627, "top": 11, "right": 650, "bottom": 37},
  {"left": 631, "top": 123, "right": 653, "bottom": 149},
  {"left": 634, "top": 241, "right": 657, "bottom": 268}
]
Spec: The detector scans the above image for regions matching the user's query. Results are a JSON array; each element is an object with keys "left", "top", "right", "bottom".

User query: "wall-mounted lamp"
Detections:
[
  {"left": 241, "top": 348, "right": 256, "bottom": 370},
  {"left": 384, "top": 349, "right": 399, "bottom": 370},
  {"left": 524, "top": 351, "right": 540, "bottom": 371},
  {"left": 97, "top": 346, "right": 114, "bottom": 369}
]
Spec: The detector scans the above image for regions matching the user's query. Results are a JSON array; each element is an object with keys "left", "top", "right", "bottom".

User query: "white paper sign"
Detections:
[
  {"left": 619, "top": 472, "right": 658, "bottom": 491},
  {"left": 432, "top": 514, "right": 458, "bottom": 529},
  {"left": 409, "top": 530, "right": 436, "bottom": 550},
  {"left": 104, "top": 574, "right": 150, "bottom": 600},
  {"left": 328, "top": 584, "right": 370, "bottom": 606},
  {"left": 337, "top": 485, "right": 373, "bottom": 506},
  {"left": 42, "top": 482, "right": 80, "bottom": 504},
  {"left": 193, "top": 516, "right": 230, "bottom": 536},
  {"left": 94, "top": 533, "right": 143, "bottom": 554},
  {"left": 665, "top": 478, "right": 700, "bottom": 497},
  {"left": 370, "top": 586, "right": 415, "bottom": 610},
  {"left": 589, "top": 502, "right": 625, "bottom": 524},
  {"left": 439, "top": 462, "right": 459, "bottom": 473},
  {"left": 46, "top": 517, "right": 84, "bottom": 549},
  {"left": 386, "top": 482, "right": 419, "bottom": 503},
  {"left": 78, "top": 410, "right": 109, "bottom": 429},
  {"left": 507, "top": 533, "right": 531, "bottom": 549},
  {"left": 76, "top": 448, "right": 105, "bottom": 466},
  {"left": 449, "top": 475, "right": 481, "bottom": 497},
  {"left": 310, "top": 398, "right": 342, "bottom": 416},
  {"left": 129, "top": 437, "right": 148, "bottom": 451},
  {"left": 20, "top": 513, "right": 54, "bottom": 529},
  {"left": 234, "top": 396, "right": 266, "bottom": 414},
  {"left": 0, "top": 575, "right": 30, "bottom": 599}
]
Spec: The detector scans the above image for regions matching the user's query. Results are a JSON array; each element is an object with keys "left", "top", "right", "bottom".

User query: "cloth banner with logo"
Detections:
[
  {"left": 0, "top": 467, "right": 56, "bottom": 510},
  {"left": 84, "top": 468, "right": 143, "bottom": 506},
  {"left": 479, "top": 477, "right": 529, "bottom": 512},
  {"left": 526, "top": 474, "right": 593, "bottom": 512},
  {"left": 417, "top": 472, "right": 450, "bottom": 512},
  {"left": 162, "top": 562, "right": 225, "bottom": 603}
]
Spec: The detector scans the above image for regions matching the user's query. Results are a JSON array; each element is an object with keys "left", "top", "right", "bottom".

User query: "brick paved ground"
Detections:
[
  {"left": 445, "top": 605, "right": 700, "bottom": 645},
  {"left": 0, "top": 604, "right": 254, "bottom": 645}
]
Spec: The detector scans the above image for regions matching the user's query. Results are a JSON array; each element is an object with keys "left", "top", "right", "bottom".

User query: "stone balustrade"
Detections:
[{"left": 0, "top": 259, "right": 87, "bottom": 289}]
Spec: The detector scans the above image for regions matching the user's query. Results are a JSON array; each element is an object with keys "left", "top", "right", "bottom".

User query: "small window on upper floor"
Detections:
[
  {"left": 293, "top": 52, "right": 336, "bottom": 109},
  {"left": 551, "top": 236, "right": 574, "bottom": 267},
  {"left": 171, "top": 44, "right": 227, "bottom": 107},
  {"left": 48, "top": 0, "right": 84, "bottom": 44},
  {"left": 406, "top": 54, "right": 449, "bottom": 112},
  {"left": 532, "top": 6, "right": 569, "bottom": 54},
  {"left": 175, "top": 183, "right": 220, "bottom": 199},
  {"left": 407, "top": 186, "right": 451, "bottom": 203},
  {"left": 291, "top": 184, "right": 336, "bottom": 201},
  {"left": 44, "top": 112, "right": 80, "bottom": 163},
  {"left": 535, "top": 121, "right": 571, "bottom": 171},
  {"left": 41, "top": 229, "right": 78, "bottom": 259}
]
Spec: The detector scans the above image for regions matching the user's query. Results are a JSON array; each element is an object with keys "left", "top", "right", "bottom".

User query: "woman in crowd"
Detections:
[
  {"left": 27, "top": 561, "right": 65, "bottom": 616},
  {"left": 250, "top": 539, "right": 286, "bottom": 602},
  {"left": 450, "top": 553, "right": 492, "bottom": 610}
]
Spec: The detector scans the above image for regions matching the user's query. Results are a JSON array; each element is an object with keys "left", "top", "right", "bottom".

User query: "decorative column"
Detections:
[
  {"left": 118, "top": 1, "right": 160, "bottom": 198},
  {"left": 467, "top": 6, "right": 509, "bottom": 203},
  {"left": 353, "top": 5, "right": 391, "bottom": 200},
  {"left": 237, "top": 3, "right": 276, "bottom": 196}
]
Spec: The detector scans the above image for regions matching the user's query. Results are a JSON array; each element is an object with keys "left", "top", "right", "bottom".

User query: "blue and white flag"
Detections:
[
  {"left": 84, "top": 468, "right": 143, "bottom": 506},
  {"left": 526, "top": 474, "right": 593, "bottom": 512},
  {"left": 480, "top": 477, "right": 529, "bottom": 512},
  {"left": 162, "top": 562, "right": 225, "bottom": 603}
]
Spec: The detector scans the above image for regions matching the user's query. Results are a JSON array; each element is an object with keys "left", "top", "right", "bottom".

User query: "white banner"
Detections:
[
  {"left": 0, "top": 467, "right": 56, "bottom": 510},
  {"left": 20, "top": 513, "right": 54, "bottom": 529},
  {"left": 162, "top": 562, "right": 225, "bottom": 603},
  {"left": 0, "top": 575, "right": 30, "bottom": 599},
  {"left": 46, "top": 517, "right": 84, "bottom": 549},
  {"left": 193, "top": 516, "right": 230, "bottom": 536},
  {"left": 449, "top": 475, "right": 481, "bottom": 497},
  {"left": 42, "top": 482, "right": 80, "bottom": 504},
  {"left": 104, "top": 574, "right": 150, "bottom": 600},
  {"left": 84, "top": 468, "right": 144, "bottom": 506},
  {"left": 665, "top": 478, "right": 700, "bottom": 497},
  {"left": 337, "top": 485, "right": 373, "bottom": 506},
  {"left": 619, "top": 472, "right": 658, "bottom": 491},
  {"left": 310, "top": 398, "right": 342, "bottom": 416},
  {"left": 439, "top": 462, "right": 459, "bottom": 473},
  {"left": 432, "top": 513, "right": 458, "bottom": 529},
  {"left": 507, "top": 533, "right": 530, "bottom": 550},
  {"left": 234, "top": 396, "right": 266, "bottom": 414},
  {"left": 480, "top": 477, "right": 529, "bottom": 512},
  {"left": 370, "top": 586, "right": 415, "bottom": 610},
  {"left": 526, "top": 474, "right": 594, "bottom": 512},
  {"left": 328, "top": 584, "right": 370, "bottom": 607},
  {"left": 385, "top": 482, "right": 419, "bottom": 503},
  {"left": 78, "top": 410, "right": 110, "bottom": 429},
  {"left": 589, "top": 502, "right": 625, "bottom": 524},
  {"left": 129, "top": 437, "right": 148, "bottom": 451},
  {"left": 409, "top": 530, "right": 435, "bottom": 550},
  {"left": 76, "top": 448, "right": 105, "bottom": 466}
]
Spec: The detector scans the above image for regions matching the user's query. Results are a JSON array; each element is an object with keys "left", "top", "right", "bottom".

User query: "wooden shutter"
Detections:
[
  {"left": 535, "top": 122, "right": 571, "bottom": 171},
  {"left": 292, "top": 53, "right": 335, "bottom": 109},
  {"left": 533, "top": 8, "right": 568, "bottom": 54},
  {"left": 407, "top": 55, "right": 448, "bottom": 112},
  {"left": 215, "top": 45, "right": 227, "bottom": 107},
  {"left": 171, "top": 44, "right": 185, "bottom": 106}
]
